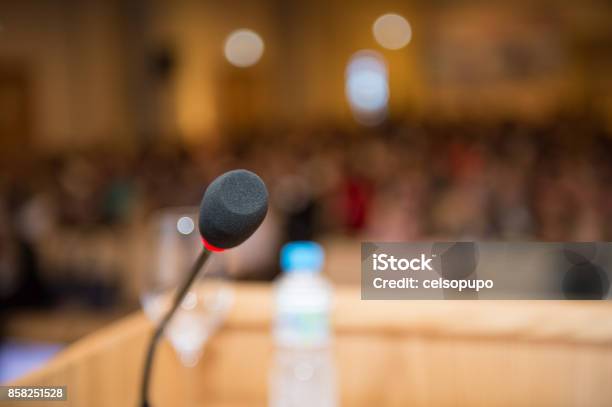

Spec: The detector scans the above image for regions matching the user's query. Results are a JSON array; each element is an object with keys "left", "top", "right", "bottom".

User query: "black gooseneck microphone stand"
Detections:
[{"left": 139, "top": 247, "right": 212, "bottom": 407}]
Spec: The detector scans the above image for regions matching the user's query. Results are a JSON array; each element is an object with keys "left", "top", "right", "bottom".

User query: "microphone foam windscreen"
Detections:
[{"left": 199, "top": 169, "right": 269, "bottom": 250}]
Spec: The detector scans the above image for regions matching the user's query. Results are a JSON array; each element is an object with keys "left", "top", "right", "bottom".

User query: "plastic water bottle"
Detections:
[{"left": 269, "top": 241, "right": 337, "bottom": 407}]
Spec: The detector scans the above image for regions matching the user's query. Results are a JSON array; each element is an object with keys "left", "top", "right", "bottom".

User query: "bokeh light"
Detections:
[
  {"left": 345, "top": 50, "right": 389, "bottom": 126},
  {"left": 176, "top": 216, "right": 195, "bottom": 235},
  {"left": 372, "top": 13, "right": 412, "bottom": 50},
  {"left": 223, "top": 29, "right": 265, "bottom": 67}
]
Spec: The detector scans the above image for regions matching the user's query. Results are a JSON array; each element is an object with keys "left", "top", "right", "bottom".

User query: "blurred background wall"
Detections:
[{"left": 1, "top": 0, "right": 611, "bottom": 152}]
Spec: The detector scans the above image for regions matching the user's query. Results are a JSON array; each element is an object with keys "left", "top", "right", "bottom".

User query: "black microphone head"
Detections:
[{"left": 199, "top": 169, "right": 268, "bottom": 250}]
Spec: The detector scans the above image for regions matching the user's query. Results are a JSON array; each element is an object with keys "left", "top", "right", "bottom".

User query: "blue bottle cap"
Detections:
[{"left": 280, "top": 241, "right": 324, "bottom": 272}]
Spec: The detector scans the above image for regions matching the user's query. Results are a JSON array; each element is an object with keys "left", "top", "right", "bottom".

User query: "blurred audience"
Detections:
[{"left": 1, "top": 113, "right": 611, "bottom": 308}]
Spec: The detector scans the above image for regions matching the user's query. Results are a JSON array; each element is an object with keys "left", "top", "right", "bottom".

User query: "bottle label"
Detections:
[{"left": 275, "top": 310, "right": 330, "bottom": 347}]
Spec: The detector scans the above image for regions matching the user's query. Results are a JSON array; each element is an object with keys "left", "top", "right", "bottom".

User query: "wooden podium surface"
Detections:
[{"left": 8, "top": 283, "right": 612, "bottom": 406}]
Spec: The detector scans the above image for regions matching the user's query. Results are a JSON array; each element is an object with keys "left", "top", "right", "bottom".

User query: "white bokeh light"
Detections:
[
  {"left": 176, "top": 216, "right": 195, "bottom": 235},
  {"left": 181, "top": 292, "right": 197, "bottom": 310},
  {"left": 373, "top": 13, "right": 412, "bottom": 50},
  {"left": 224, "top": 29, "right": 265, "bottom": 67},
  {"left": 345, "top": 50, "right": 389, "bottom": 126}
]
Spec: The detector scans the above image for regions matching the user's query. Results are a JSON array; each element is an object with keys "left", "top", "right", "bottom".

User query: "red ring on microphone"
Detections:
[{"left": 202, "top": 238, "right": 225, "bottom": 252}]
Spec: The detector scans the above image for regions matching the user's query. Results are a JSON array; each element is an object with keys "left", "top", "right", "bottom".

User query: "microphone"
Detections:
[
  {"left": 140, "top": 169, "right": 268, "bottom": 407},
  {"left": 199, "top": 169, "right": 269, "bottom": 251}
]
